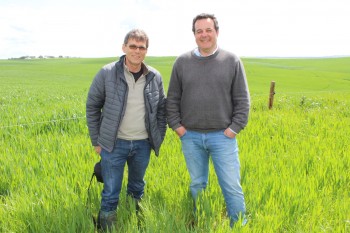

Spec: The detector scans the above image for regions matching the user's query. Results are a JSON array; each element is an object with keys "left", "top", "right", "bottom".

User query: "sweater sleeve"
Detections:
[
  {"left": 229, "top": 59, "right": 250, "bottom": 134},
  {"left": 166, "top": 60, "right": 183, "bottom": 130}
]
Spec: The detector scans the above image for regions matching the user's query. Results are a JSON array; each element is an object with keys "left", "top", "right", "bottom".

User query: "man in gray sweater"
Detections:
[
  {"left": 167, "top": 13, "right": 250, "bottom": 227},
  {"left": 86, "top": 29, "right": 166, "bottom": 231}
]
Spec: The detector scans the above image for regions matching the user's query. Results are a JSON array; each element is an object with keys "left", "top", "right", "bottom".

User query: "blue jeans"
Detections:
[
  {"left": 100, "top": 139, "right": 151, "bottom": 212},
  {"left": 180, "top": 130, "right": 246, "bottom": 224}
]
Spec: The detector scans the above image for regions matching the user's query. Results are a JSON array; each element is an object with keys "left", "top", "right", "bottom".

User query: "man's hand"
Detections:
[
  {"left": 224, "top": 128, "right": 236, "bottom": 138},
  {"left": 175, "top": 126, "right": 187, "bottom": 137},
  {"left": 94, "top": 146, "right": 102, "bottom": 154}
]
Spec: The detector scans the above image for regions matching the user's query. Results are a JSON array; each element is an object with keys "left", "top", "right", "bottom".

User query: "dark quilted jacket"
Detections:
[{"left": 86, "top": 55, "right": 167, "bottom": 156}]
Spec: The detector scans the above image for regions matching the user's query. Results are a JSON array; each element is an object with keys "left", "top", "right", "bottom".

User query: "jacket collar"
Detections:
[{"left": 118, "top": 55, "right": 149, "bottom": 76}]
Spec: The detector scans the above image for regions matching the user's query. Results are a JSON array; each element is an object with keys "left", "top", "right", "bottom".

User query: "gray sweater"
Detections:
[{"left": 167, "top": 48, "right": 250, "bottom": 134}]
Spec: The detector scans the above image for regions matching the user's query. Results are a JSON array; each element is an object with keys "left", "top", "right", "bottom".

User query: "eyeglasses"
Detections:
[{"left": 128, "top": 44, "right": 147, "bottom": 52}]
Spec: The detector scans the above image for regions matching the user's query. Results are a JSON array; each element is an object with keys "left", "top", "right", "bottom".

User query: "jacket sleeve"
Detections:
[
  {"left": 156, "top": 75, "right": 167, "bottom": 141},
  {"left": 86, "top": 69, "right": 105, "bottom": 146}
]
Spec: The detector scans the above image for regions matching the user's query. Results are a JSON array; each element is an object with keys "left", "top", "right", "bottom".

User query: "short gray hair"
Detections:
[{"left": 123, "top": 29, "right": 149, "bottom": 48}]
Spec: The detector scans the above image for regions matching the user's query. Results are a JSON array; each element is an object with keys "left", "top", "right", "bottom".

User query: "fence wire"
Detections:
[
  {"left": 1, "top": 90, "right": 349, "bottom": 129},
  {"left": 0, "top": 116, "right": 86, "bottom": 129}
]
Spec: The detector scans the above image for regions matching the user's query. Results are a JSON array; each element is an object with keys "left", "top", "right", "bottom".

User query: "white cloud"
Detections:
[{"left": 0, "top": 0, "right": 349, "bottom": 59}]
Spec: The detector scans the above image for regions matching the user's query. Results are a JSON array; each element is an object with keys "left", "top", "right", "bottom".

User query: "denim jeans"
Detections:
[
  {"left": 180, "top": 130, "right": 246, "bottom": 224},
  {"left": 100, "top": 139, "right": 151, "bottom": 212}
]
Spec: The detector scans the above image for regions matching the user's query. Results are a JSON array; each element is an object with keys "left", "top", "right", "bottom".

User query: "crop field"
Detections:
[{"left": 0, "top": 56, "right": 349, "bottom": 232}]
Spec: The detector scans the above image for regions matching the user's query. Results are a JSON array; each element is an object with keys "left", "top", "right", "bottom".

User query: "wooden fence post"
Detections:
[{"left": 269, "top": 81, "right": 276, "bottom": 109}]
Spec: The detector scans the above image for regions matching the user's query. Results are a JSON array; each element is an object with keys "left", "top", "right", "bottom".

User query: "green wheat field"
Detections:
[{"left": 1, "top": 57, "right": 349, "bottom": 232}]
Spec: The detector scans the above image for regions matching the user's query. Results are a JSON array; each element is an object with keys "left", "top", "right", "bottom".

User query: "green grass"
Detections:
[{"left": 0, "top": 57, "right": 349, "bottom": 232}]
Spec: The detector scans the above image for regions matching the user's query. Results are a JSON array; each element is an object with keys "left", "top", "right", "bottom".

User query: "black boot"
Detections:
[{"left": 98, "top": 210, "right": 117, "bottom": 232}]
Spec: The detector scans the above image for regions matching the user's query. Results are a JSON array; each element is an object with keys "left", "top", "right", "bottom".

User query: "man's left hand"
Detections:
[{"left": 224, "top": 128, "right": 236, "bottom": 138}]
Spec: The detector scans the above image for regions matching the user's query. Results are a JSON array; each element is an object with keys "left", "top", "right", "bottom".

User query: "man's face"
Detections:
[
  {"left": 194, "top": 18, "right": 218, "bottom": 55},
  {"left": 122, "top": 38, "right": 147, "bottom": 67}
]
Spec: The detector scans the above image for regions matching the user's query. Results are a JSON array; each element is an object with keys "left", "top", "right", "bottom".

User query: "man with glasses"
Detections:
[
  {"left": 167, "top": 13, "right": 250, "bottom": 227},
  {"left": 86, "top": 29, "right": 166, "bottom": 231}
]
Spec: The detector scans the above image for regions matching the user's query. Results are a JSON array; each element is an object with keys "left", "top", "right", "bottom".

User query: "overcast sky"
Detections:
[{"left": 1, "top": 0, "right": 349, "bottom": 59}]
